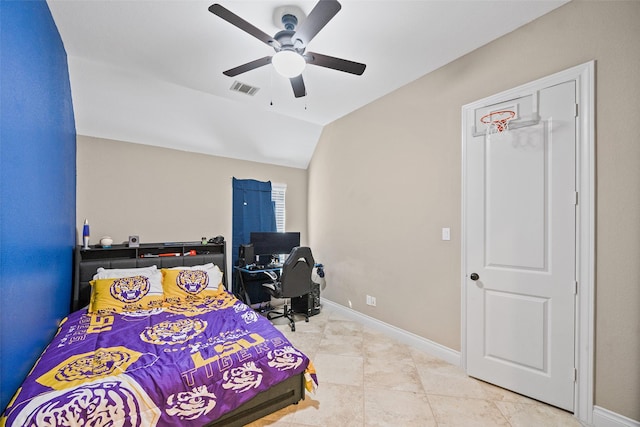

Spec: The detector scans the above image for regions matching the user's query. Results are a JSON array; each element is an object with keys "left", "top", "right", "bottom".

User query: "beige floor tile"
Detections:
[
  {"left": 494, "top": 401, "right": 582, "bottom": 427},
  {"left": 253, "top": 306, "right": 582, "bottom": 427},
  {"left": 363, "top": 327, "right": 415, "bottom": 357},
  {"left": 312, "top": 353, "right": 363, "bottom": 386},
  {"left": 410, "top": 347, "right": 455, "bottom": 366},
  {"left": 364, "top": 388, "right": 436, "bottom": 427},
  {"left": 324, "top": 319, "right": 364, "bottom": 336},
  {"left": 325, "top": 308, "right": 354, "bottom": 322},
  {"left": 289, "top": 383, "right": 364, "bottom": 426},
  {"left": 428, "top": 395, "right": 510, "bottom": 426},
  {"left": 477, "top": 380, "right": 540, "bottom": 404},
  {"left": 317, "top": 331, "right": 364, "bottom": 357},
  {"left": 364, "top": 354, "right": 424, "bottom": 393},
  {"left": 245, "top": 417, "right": 293, "bottom": 427},
  {"left": 279, "top": 331, "right": 324, "bottom": 359},
  {"left": 415, "top": 360, "right": 487, "bottom": 399}
]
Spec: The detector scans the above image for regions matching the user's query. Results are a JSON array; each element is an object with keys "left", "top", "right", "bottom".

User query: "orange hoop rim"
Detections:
[
  {"left": 480, "top": 110, "right": 516, "bottom": 124},
  {"left": 480, "top": 110, "right": 516, "bottom": 132}
]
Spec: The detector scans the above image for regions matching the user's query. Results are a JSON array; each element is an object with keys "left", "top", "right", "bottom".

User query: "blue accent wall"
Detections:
[{"left": 0, "top": 1, "right": 76, "bottom": 411}]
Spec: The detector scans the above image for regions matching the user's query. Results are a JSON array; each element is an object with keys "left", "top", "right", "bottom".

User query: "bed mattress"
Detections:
[{"left": 2, "top": 291, "right": 316, "bottom": 426}]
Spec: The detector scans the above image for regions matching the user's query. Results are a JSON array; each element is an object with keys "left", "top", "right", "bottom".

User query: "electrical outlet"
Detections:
[{"left": 366, "top": 295, "right": 377, "bottom": 306}]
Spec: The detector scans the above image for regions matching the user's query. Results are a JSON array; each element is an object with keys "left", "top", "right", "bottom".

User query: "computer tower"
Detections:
[
  {"left": 238, "top": 244, "right": 254, "bottom": 267},
  {"left": 292, "top": 281, "right": 321, "bottom": 316},
  {"left": 309, "top": 281, "right": 321, "bottom": 315}
]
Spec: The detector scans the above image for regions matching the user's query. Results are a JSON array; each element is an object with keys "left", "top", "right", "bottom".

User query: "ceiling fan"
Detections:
[{"left": 209, "top": 0, "right": 366, "bottom": 98}]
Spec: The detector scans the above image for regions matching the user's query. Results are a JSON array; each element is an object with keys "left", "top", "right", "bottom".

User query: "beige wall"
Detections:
[
  {"left": 308, "top": 0, "right": 640, "bottom": 421},
  {"left": 76, "top": 135, "right": 309, "bottom": 275}
]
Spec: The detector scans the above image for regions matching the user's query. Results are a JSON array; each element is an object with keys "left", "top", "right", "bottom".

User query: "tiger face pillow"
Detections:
[
  {"left": 161, "top": 264, "right": 224, "bottom": 304},
  {"left": 90, "top": 271, "right": 164, "bottom": 314}
]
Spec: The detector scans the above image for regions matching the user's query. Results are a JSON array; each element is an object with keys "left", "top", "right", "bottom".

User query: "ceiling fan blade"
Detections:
[
  {"left": 293, "top": 0, "right": 341, "bottom": 47},
  {"left": 290, "top": 75, "right": 307, "bottom": 98},
  {"left": 223, "top": 56, "right": 272, "bottom": 77},
  {"left": 209, "top": 4, "right": 280, "bottom": 49},
  {"left": 305, "top": 51, "right": 366, "bottom": 75}
]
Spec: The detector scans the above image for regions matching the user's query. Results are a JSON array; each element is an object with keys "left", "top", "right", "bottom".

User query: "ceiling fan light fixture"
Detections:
[{"left": 272, "top": 50, "right": 306, "bottom": 78}]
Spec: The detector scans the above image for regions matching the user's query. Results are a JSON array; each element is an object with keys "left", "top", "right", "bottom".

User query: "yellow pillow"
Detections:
[
  {"left": 161, "top": 264, "right": 223, "bottom": 304},
  {"left": 90, "top": 275, "right": 164, "bottom": 314}
]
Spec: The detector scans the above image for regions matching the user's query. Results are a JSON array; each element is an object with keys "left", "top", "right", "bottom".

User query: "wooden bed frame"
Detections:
[{"left": 72, "top": 240, "right": 305, "bottom": 427}]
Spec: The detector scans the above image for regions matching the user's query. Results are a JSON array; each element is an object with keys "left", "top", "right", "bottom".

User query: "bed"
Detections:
[{"left": 2, "top": 241, "right": 316, "bottom": 426}]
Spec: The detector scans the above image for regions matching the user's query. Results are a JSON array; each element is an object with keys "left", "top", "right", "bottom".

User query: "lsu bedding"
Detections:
[{"left": 2, "top": 290, "right": 317, "bottom": 426}]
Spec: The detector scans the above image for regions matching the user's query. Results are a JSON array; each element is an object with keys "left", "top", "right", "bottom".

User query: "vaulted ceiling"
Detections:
[{"left": 47, "top": 0, "right": 567, "bottom": 169}]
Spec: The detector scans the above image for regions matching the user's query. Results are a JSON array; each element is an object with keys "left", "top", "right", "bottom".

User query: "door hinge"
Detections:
[
  {"left": 574, "top": 281, "right": 578, "bottom": 295},
  {"left": 573, "top": 368, "right": 578, "bottom": 382},
  {"left": 573, "top": 191, "right": 579, "bottom": 205},
  {"left": 575, "top": 103, "right": 579, "bottom": 117}
]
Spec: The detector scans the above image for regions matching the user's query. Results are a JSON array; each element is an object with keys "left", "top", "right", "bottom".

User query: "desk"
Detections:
[{"left": 234, "top": 265, "right": 282, "bottom": 308}]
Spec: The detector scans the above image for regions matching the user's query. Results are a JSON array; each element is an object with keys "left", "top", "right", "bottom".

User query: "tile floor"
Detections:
[{"left": 248, "top": 304, "right": 582, "bottom": 427}]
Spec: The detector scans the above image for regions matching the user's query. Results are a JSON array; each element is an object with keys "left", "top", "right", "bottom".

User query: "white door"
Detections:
[{"left": 464, "top": 81, "right": 577, "bottom": 411}]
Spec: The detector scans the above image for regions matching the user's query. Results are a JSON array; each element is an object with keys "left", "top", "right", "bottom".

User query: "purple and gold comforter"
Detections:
[{"left": 2, "top": 291, "right": 317, "bottom": 426}]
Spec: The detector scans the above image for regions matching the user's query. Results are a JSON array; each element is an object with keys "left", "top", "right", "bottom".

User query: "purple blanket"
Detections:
[{"left": 2, "top": 291, "right": 316, "bottom": 426}]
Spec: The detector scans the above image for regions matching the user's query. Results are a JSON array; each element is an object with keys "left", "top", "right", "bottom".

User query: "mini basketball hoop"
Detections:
[{"left": 481, "top": 110, "right": 516, "bottom": 134}]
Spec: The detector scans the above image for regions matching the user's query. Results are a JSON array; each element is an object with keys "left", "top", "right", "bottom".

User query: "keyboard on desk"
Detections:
[{"left": 245, "top": 264, "right": 282, "bottom": 271}]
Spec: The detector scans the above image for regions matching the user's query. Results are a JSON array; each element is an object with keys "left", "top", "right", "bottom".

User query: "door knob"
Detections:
[{"left": 470, "top": 273, "right": 480, "bottom": 281}]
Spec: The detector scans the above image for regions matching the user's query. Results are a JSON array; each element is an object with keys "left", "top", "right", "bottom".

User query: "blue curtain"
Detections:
[{"left": 232, "top": 178, "right": 276, "bottom": 270}]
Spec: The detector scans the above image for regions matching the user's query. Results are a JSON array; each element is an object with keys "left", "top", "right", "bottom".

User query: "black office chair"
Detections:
[{"left": 261, "top": 246, "right": 315, "bottom": 331}]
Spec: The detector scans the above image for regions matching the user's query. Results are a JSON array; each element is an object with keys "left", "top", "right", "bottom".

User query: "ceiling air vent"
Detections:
[{"left": 230, "top": 81, "right": 259, "bottom": 96}]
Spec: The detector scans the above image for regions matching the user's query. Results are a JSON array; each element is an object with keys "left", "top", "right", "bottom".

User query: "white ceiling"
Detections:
[{"left": 47, "top": 0, "right": 567, "bottom": 169}]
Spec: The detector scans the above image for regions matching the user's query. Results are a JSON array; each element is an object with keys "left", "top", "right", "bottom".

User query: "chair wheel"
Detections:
[{"left": 305, "top": 318, "right": 309, "bottom": 322}]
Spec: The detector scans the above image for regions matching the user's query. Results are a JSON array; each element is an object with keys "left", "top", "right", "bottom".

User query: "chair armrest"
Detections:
[
  {"left": 262, "top": 282, "right": 277, "bottom": 292},
  {"left": 264, "top": 270, "right": 278, "bottom": 281}
]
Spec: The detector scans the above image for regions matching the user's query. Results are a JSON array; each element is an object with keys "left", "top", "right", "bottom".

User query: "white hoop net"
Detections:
[{"left": 482, "top": 110, "right": 515, "bottom": 140}]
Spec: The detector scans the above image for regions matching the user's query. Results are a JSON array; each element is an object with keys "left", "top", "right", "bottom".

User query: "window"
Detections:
[{"left": 271, "top": 183, "right": 287, "bottom": 232}]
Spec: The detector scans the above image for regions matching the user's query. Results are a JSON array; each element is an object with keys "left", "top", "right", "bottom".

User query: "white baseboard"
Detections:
[
  {"left": 321, "top": 298, "right": 461, "bottom": 366},
  {"left": 593, "top": 406, "right": 640, "bottom": 427}
]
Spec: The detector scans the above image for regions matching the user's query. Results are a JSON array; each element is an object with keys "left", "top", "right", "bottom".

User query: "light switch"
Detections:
[{"left": 442, "top": 227, "right": 451, "bottom": 241}]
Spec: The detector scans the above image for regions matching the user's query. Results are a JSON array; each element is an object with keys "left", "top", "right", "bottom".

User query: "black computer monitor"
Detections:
[{"left": 250, "top": 232, "right": 300, "bottom": 257}]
